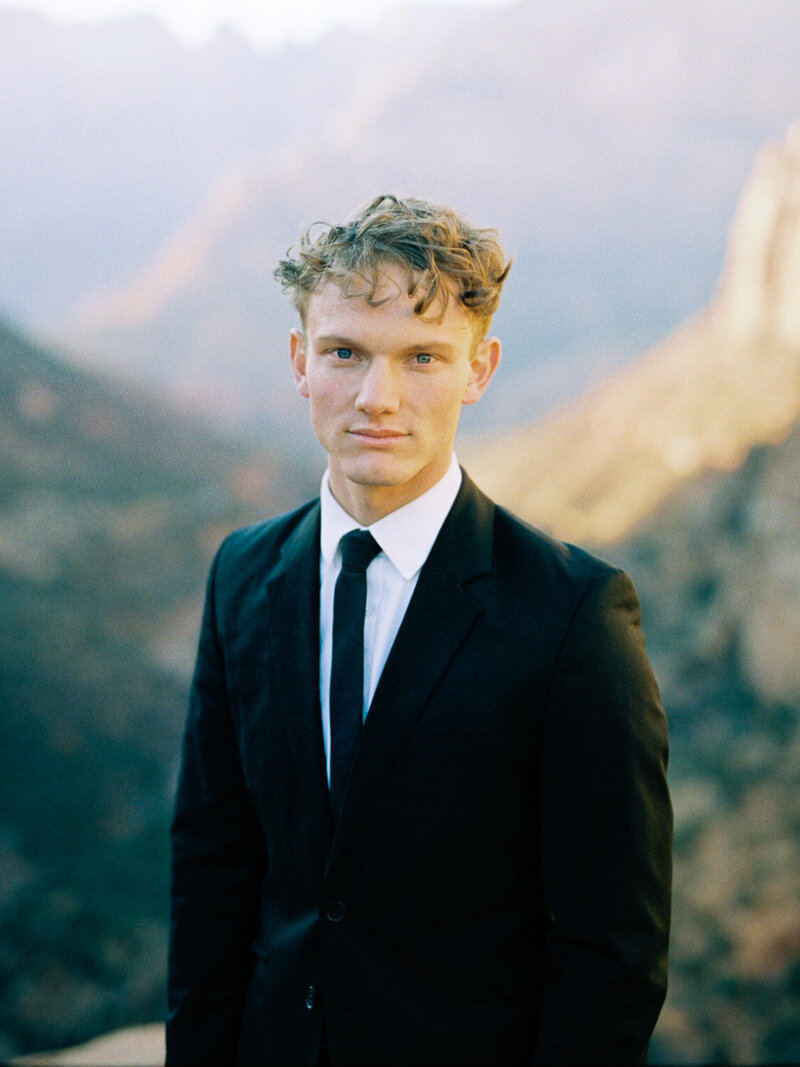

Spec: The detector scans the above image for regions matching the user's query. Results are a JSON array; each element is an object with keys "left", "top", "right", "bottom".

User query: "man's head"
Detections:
[
  {"left": 274, "top": 193, "right": 510, "bottom": 342},
  {"left": 276, "top": 195, "right": 510, "bottom": 524}
]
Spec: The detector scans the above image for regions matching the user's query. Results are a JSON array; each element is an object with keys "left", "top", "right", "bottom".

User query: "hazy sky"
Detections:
[{"left": 6, "top": 0, "right": 517, "bottom": 47}]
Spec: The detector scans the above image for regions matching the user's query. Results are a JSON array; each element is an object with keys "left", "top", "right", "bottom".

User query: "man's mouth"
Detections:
[{"left": 349, "top": 428, "right": 407, "bottom": 440}]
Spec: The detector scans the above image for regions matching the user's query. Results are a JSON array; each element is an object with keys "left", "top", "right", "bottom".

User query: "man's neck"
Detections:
[{"left": 327, "top": 462, "right": 455, "bottom": 526}]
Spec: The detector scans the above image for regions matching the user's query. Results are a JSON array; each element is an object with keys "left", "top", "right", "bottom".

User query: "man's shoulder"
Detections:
[
  {"left": 501, "top": 505, "right": 614, "bottom": 571},
  {"left": 493, "top": 501, "right": 617, "bottom": 584},
  {"left": 455, "top": 472, "right": 630, "bottom": 627},
  {"left": 486, "top": 501, "right": 643, "bottom": 645},
  {"left": 212, "top": 497, "right": 319, "bottom": 584}
]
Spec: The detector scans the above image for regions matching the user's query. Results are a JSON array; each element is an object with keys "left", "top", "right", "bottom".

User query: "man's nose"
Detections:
[{"left": 355, "top": 359, "right": 401, "bottom": 413}]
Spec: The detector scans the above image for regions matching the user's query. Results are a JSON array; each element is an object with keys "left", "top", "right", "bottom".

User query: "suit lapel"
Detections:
[
  {"left": 327, "top": 473, "right": 495, "bottom": 871},
  {"left": 263, "top": 502, "right": 334, "bottom": 860}
]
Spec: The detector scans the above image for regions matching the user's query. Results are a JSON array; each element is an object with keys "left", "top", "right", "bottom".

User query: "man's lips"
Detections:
[{"left": 348, "top": 428, "right": 408, "bottom": 440}]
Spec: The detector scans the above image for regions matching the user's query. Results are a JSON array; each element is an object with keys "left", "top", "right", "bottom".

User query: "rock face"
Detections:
[
  {"left": 614, "top": 420, "right": 800, "bottom": 1063},
  {"left": 714, "top": 123, "right": 800, "bottom": 347},
  {"left": 464, "top": 123, "right": 800, "bottom": 544}
]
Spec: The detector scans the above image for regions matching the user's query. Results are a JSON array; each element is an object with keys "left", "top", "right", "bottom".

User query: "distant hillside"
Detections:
[
  {"left": 29, "top": 0, "right": 800, "bottom": 432},
  {"left": 464, "top": 123, "right": 800, "bottom": 543},
  {"left": 0, "top": 5, "right": 369, "bottom": 325},
  {"left": 0, "top": 318, "right": 316, "bottom": 671},
  {"left": 620, "top": 418, "right": 800, "bottom": 1064},
  {"left": 0, "top": 320, "right": 317, "bottom": 1059}
]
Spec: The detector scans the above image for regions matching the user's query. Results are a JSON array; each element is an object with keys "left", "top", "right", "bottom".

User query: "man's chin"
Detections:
[{"left": 343, "top": 456, "right": 412, "bottom": 489}]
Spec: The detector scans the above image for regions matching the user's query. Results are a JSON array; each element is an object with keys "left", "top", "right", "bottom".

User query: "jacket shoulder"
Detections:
[
  {"left": 212, "top": 497, "right": 319, "bottom": 590},
  {"left": 492, "top": 500, "right": 620, "bottom": 591},
  {"left": 454, "top": 472, "right": 632, "bottom": 645}
]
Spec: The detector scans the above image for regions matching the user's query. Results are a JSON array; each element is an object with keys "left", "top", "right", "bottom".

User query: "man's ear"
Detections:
[
  {"left": 290, "top": 328, "right": 310, "bottom": 398},
  {"left": 462, "top": 337, "right": 501, "bottom": 406}
]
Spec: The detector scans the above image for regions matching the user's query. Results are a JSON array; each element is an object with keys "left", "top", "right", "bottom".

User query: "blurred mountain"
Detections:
[
  {"left": 464, "top": 123, "right": 800, "bottom": 542},
  {"left": 0, "top": 319, "right": 317, "bottom": 1059},
  {"left": 4, "top": 0, "right": 799, "bottom": 430},
  {"left": 0, "top": 5, "right": 390, "bottom": 326},
  {"left": 620, "top": 418, "right": 800, "bottom": 1064}
]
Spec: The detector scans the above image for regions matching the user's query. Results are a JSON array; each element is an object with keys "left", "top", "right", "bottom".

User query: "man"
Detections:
[{"left": 167, "top": 194, "right": 672, "bottom": 1066}]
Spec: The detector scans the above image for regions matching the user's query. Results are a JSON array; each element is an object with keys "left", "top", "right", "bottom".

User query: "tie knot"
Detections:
[{"left": 339, "top": 529, "right": 381, "bottom": 573}]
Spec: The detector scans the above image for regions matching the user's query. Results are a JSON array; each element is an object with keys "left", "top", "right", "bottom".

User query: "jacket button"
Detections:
[
  {"left": 305, "top": 985, "right": 318, "bottom": 1011},
  {"left": 325, "top": 900, "right": 346, "bottom": 922}
]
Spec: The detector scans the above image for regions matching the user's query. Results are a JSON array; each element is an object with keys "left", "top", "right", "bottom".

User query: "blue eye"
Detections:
[
  {"left": 335, "top": 348, "right": 353, "bottom": 360},
  {"left": 415, "top": 353, "right": 433, "bottom": 364}
]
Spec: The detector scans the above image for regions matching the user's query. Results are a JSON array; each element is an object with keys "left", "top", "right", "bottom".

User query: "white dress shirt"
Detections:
[{"left": 319, "top": 454, "right": 462, "bottom": 783}]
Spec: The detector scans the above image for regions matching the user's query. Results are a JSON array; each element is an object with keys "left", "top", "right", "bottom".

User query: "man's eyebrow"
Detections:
[
  {"left": 401, "top": 338, "right": 458, "bottom": 352},
  {"left": 314, "top": 333, "right": 458, "bottom": 354},
  {"left": 314, "top": 334, "right": 360, "bottom": 349}
]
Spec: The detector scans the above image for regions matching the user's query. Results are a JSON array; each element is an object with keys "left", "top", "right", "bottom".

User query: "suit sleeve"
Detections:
[
  {"left": 534, "top": 567, "right": 672, "bottom": 1065},
  {"left": 166, "top": 542, "right": 267, "bottom": 1065}
]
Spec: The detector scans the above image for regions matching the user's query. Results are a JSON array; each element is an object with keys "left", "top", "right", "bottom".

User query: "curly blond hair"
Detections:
[{"left": 274, "top": 194, "right": 511, "bottom": 336}]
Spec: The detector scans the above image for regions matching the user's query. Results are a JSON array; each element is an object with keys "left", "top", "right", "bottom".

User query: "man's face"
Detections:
[{"left": 290, "top": 263, "right": 500, "bottom": 523}]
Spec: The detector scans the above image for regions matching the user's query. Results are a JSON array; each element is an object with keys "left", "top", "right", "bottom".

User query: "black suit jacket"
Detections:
[{"left": 167, "top": 472, "right": 671, "bottom": 1066}]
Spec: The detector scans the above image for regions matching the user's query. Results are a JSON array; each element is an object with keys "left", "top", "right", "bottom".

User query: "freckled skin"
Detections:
[{"left": 290, "top": 266, "right": 501, "bottom": 525}]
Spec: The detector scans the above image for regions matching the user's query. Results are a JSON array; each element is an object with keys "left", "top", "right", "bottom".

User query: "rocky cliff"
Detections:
[
  {"left": 464, "top": 123, "right": 800, "bottom": 544},
  {"left": 615, "top": 419, "right": 800, "bottom": 1063},
  {"left": 714, "top": 123, "right": 800, "bottom": 348}
]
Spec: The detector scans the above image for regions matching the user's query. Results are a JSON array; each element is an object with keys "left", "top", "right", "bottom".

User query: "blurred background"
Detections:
[{"left": 1, "top": 0, "right": 799, "bottom": 1062}]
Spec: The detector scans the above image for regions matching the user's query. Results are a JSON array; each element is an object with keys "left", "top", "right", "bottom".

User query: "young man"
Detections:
[{"left": 167, "top": 195, "right": 672, "bottom": 1065}]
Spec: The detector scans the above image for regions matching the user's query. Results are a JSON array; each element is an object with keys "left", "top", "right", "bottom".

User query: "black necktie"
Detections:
[{"left": 329, "top": 529, "right": 381, "bottom": 819}]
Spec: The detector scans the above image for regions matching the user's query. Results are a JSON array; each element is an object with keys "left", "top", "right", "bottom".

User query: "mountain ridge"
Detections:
[{"left": 463, "top": 123, "right": 800, "bottom": 543}]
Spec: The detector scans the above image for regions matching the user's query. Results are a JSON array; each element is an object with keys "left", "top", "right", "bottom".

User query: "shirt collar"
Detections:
[{"left": 320, "top": 455, "right": 462, "bottom": 580}]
